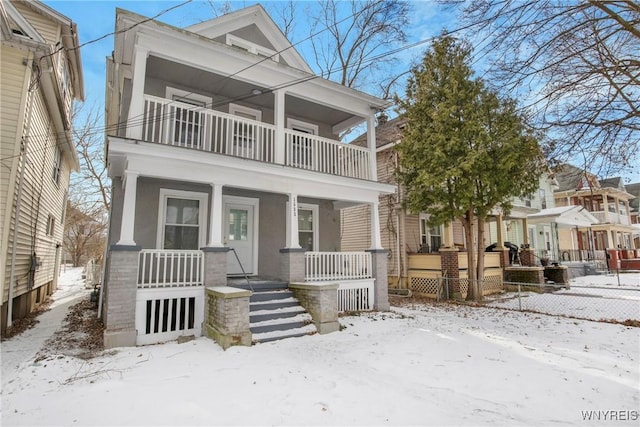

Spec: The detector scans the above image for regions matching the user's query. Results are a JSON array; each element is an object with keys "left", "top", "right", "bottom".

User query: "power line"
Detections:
[{"left": 2, "top": 4, "right": 496, "bottom": 164}]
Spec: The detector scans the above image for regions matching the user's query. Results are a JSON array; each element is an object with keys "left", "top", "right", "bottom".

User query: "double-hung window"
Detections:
[
  {"left": 52, "top": 147, "right": 62, "bottom": 185},
  {"left": 166, "top": 88, "right": 210, "bottom": 149},
  {"left": 229, "top": 103, "right": 261, "bottom": 159},
  {"left": 419, "top": 215, "right": 442, "bottom": 253},
  {"left": 158, "top": 190, "right": 207, "bottom": 250},
  {"left": 287, "top": 118, "right": 318, "bottom": 169}
]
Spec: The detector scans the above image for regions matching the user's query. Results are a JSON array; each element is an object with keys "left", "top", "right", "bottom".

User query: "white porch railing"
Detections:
[
  {"left": 138, "top": 250, "right": 203, "bottom": 288},
  {"left": 591, "top": 211, "right": 631, "bottom": 225},
  {"left": 142, "top": 95, "right": 371, "bottom": 180},
  {"left": 304, "top": 251, "right": 372, "bottom": 281},
  {"left": 284, "top": 130, "right": 371, "bottom": 179}
]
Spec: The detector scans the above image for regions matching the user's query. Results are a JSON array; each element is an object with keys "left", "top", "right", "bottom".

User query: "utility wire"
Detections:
[{"left": 2, "top": 5, "right": 498, "bottom": 163}]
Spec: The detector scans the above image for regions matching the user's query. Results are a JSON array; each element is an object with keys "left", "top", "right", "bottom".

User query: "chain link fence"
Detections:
[{"left": 413, "top": 274, "right": 640, "bottom": 325}]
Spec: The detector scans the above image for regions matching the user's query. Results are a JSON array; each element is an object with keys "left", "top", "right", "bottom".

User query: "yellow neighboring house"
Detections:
[{"left": 0, "top": 0, "right": 84, "bottom": 334}]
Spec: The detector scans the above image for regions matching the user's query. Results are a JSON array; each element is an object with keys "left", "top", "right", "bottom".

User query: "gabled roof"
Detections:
[
  {"left": 527, "top": 205, "right": 598, "bottom": 229},
  {"left": 599, "top": 177, "right": 624, "bottom": 191},
  {"left": 1, "top": 0, "right": 84, "bottom": 100},
  {"left": 553, "top": 164, "right": 597, "bottom": 192},
  {"left": 186, "top": 4, "right": 312, "bottom": 73}
]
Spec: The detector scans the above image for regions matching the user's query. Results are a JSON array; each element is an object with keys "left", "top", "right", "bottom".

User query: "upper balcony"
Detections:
[{"left": 140, "top": 95, "right": 372, "bottom": 180}]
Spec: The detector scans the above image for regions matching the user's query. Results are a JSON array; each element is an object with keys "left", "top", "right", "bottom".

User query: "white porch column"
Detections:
[
  {"left": 370, "top": 200, "right": 382, "bottom": 250},
  {"left": 117, "top": 171, "right": 138, "bottom": 246},
  {"left": 286, "top": 193, "right": 301, "bottom": 249},
  {"left": 274, "top": 90, "right": 285, "bottom": 165},
  {"left": 443, "top": 221, "right": 454, "bottom": 248},
  {"left": 496, "top": 214, "right": 505, "bottom": 248},
  {"left": 367, "top": 115, "right": 377, "bottom": 181},
  {"left": 522, "top": 218, "right": 529, "bottom": 245},
  {"left": 603, "top": 194, "right": 610, "bottom": 223},
  {"left": 126, "top": 46, "right": 149, "bottom": 141},
  {"left": 208, "top": 183, "right": 224, "bottom": 247}
]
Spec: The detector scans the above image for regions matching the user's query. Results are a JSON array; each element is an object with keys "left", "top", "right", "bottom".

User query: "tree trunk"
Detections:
[
  {"left": 463, "top": 210, "right": 478, "bottom": 301},
  {"left": 475, "top": 217, "right": 486, "bottom": 301}
]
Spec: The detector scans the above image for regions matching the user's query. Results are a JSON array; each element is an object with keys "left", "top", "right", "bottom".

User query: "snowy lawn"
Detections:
[
  {"left": 487, "top": 273, "right": 640, "bottom": 322},
  {"left": 2, "top": 294, "right": 638, "bottom": 425}
]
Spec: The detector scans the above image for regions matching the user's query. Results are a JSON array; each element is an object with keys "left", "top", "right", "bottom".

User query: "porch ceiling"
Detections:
[{"left": 146, "top": 56, "right": 356, "bottom": 127}]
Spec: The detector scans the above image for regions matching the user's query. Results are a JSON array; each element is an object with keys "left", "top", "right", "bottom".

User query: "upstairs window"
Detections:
[
  {"left": 52, "top": 147, "right": 62, "bottom": 185},
  {"left": 287, "top": 119, "right": 318, "bottom": 169},
  {"left": 539, "top": 189, "right": 547, "bottom": 209},
  {"left": 166, "top": 88, "right": 211, "bottom": 149}
]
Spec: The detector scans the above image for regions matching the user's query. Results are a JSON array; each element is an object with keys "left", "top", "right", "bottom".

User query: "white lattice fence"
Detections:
[{"left": 135, "top": 287, "right": 204, "bottom": 345}]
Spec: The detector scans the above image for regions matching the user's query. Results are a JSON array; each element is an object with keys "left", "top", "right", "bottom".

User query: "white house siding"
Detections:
[
  {"left": 0, "top": 46, "right": 31, "bottom": 304},
  {"left": 340, "top": 204, "right": 371, "bottom": 252},
  {"left": 3, "top": 86, "right": 70, "bottom": 303},
  {"left": 12, "top": 2, "right": 60, "bottom": 45}
]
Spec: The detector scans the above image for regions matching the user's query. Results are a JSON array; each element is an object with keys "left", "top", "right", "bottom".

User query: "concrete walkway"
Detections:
[{"left": 1, "top": 267, "right": 90, "bottom": 386}]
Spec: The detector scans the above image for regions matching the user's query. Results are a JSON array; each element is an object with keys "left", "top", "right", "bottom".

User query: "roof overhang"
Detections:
[{"left": 527, "top": 206, "right": 598, "bottom": 229}]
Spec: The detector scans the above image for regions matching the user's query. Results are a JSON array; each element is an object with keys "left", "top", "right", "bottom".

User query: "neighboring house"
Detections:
[
  {"left": 102, "top": 6, "right": 394, "bottom": 348},
  {"left": 553, "top": 164, "right": 638, "bottom": 256},
  {"left": 0, "top": 0, "right": 84, "bottom": 334},
  {"left": 341, "top": 116, "right": 567, "bottom": 293},
  {"left": 626, "top": 182, "right": 640, "bottom": 248}
]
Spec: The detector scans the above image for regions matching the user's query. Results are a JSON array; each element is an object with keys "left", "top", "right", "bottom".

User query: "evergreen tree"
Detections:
[{"left": 396, "top": 36, "right": 544, "bottom": 301}]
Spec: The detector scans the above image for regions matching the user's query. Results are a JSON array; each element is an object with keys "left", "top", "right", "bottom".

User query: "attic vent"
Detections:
[
  {"left": 12, "top": 28, "right": 26, "bottom": 36},
  {"left": 226, "top": 34, "right": 279, "bottom": 62}
]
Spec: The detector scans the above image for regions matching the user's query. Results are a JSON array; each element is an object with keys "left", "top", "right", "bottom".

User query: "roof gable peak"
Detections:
[{"left": 186, "top": 4, "right": 312, "bottom": 73}]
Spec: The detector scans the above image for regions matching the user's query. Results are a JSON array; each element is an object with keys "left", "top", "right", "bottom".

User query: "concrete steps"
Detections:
[{"left": 228, "top": 278, "right": 317, "bottom": 344}]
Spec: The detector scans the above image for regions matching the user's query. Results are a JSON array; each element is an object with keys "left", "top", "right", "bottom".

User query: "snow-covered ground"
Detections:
[
  {"left": 488, "top": 272, "right": 640, "bottom": 322},
  {"left": 1, "top": 271, "right": 639, "bottom": 426}
]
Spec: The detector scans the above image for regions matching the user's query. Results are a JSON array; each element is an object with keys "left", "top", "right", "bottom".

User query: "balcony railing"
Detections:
[
  {"left": 591, "top": 211, "right": 630, "bottom": 225},
  {"left": 141, "top": 95, "right": 371, "bottom": 180}
]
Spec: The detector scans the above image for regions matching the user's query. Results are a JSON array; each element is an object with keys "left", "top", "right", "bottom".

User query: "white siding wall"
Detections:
[{"left": 0, "top": 46, "right": 31, "bottom": 303}]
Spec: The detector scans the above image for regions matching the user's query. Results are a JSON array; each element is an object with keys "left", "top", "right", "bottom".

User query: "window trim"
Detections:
[
  {"left": 419, "top": 213, "right": 442, "bottom": 252},
  {"left": 298, "top": 203, "right": 319, "bottom": 251},
  {"left": 165, "top": 87, "right": 211, "bottom": 107},
  {"left": 52, "top": 146, "right": 62, "bottom": 185},
  {"left": 45, "top": 214, "right": 55, "bottom": 237},
  {"left": 229, "top": 103, "right": 262, "bottom": 121},
  {"left": 156, "top": 189, "right": 208, "bottom": 250},
  {"left": 287, "top": 118, "right": 318, "bottom": 135}
]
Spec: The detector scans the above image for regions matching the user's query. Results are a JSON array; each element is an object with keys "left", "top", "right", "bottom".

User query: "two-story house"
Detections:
[
  {"left": 0, "top": 0, "right": 84, "bottom": 334},
  {"left": 341, "top": 116, "right": 579, "bottom": 295},
  {"left": 102, "top": 6, "right": 394, "bottom": 348},
  {"left": 553, "top": 164, "right": 637, "bottom": 259}
]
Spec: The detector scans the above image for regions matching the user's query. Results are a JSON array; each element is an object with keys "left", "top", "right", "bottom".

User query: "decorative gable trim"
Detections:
[{"left": 186, "top": 4, "right": 312, "bottom": 73}]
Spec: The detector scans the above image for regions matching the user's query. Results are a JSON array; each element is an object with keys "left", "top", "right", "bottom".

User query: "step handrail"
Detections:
[{"left": 229, "top": 248, "right": 253, "bottom": 292}]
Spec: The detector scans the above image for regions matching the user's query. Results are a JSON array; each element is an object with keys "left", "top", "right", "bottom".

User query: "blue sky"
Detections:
[{"left": 42, "top": 0, "right": 454, "bottom": 112}]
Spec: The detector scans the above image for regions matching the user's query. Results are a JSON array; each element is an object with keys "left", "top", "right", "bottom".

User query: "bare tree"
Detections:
[
  {"left": 450, "top": 0, "right": 640, "bottom": 177},
  {"left": 308, "top": 0, "right": 410, "bottom": 92},
  {"left": 64, "top": 200, "right": 107, "bottom": 267},
  {"left": 70, "top": 103, "right": 110, "bottom": 213}
]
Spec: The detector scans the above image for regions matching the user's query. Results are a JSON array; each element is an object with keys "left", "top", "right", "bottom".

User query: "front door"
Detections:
[{"left": 224, "top": 197, "right": 258, "bottom": 275}]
